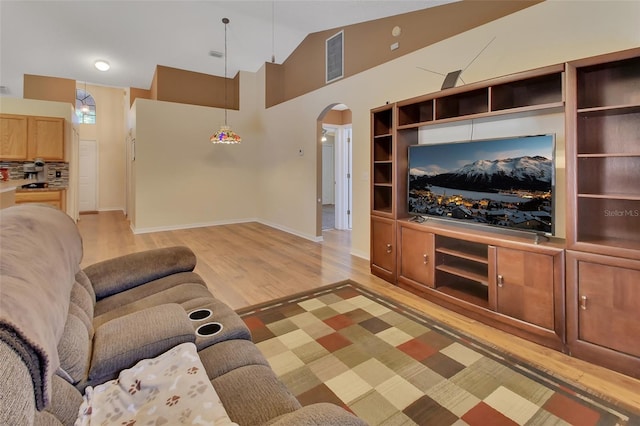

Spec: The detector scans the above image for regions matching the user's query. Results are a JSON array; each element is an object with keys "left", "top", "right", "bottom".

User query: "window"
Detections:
[
  {"left": 326, "top": 30, "right": 344, "bottom": 83},
  {"left": 75, "top": 88, "right": 96, "bottom": 124}
]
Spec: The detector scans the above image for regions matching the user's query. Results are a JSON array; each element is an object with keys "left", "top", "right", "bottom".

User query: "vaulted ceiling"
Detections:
[{"left": 0, "top": 1, "right": 459, "bottom": 97}]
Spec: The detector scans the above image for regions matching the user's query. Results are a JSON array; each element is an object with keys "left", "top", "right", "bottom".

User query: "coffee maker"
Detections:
[{"left": 23, "top": 158, "right": 47, "bottom": 181}]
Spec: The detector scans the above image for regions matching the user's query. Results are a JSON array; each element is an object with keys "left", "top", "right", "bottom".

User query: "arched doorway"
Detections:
[{"left": 316, "top": 104, "right": 352, "bottom": 237}]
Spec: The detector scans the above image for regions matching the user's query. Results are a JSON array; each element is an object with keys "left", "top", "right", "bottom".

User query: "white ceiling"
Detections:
[{"left": 0, "top": 1, "right": 456, "bottom": 98}]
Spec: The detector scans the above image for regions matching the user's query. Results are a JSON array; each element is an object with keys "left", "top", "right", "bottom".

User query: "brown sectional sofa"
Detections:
[{"left": 0, "top": 204, "right": 367, "bottom": 426}]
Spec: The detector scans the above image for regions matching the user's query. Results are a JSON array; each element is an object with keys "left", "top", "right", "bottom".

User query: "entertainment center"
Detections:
[{"left": 370, "top": 48, "right": 640, "bottom": 379}]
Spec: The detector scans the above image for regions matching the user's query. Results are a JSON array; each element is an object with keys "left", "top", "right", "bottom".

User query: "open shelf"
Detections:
[
  {"left": 570, "top": 52, "right": 640, "bottom": 257},
  {"left": 577, "top": 56, "right": 640, "bottom": 109},
  {"left": 435, "top": 262, "right": 488, "bottom": 285},
  {"left": 373, "top": 185, "right": 393, "bottom": 213},
  {"left": 398, "top": 99, "right": 434, "bottom": 126},
  {"left": 577, "top": 156, "right": 640, "bottom": 196},
  {"left": 433, "top": 235, "right": 489, "bottom": 303},
  {"left": 576, "top": 197, "right": 640, "bottom": 247},
  {"left": 436, "top": 88, "right": 489, "bottom": 120},
  {"left": 373, "top": 162, "right": 392, "bottom": 185},
  {"left": 491, "top": 72, "right": 563, "bottom": 111},
  {"left": 576, "top": 107, "right": 640, "bottom": 155},
  {"left": 372, "top": 108, "right": 393, "bottom": 137},
  {"left": 434, "top": 273, "right": 490, "bottom": 309}
]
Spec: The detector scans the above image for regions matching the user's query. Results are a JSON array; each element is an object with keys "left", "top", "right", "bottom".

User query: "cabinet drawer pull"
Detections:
[
  {"left": 423, "top": 254, "right": 429, "bottom": 265},
  {"left": 580, "top": 295, "right": 588, "bottom": 310},
  {"left": 497, "top": 275, "right": 504, "bottom": 287},
  {"left": 386, "top": 244, "right": 392, "bottom": 254}
]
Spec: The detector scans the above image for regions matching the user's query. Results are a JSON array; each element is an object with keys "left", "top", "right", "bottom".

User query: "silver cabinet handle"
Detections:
[
  {"left": 423, "top": 254, "right": 429, "bottom": 265},
  {"left": 386, "top": 243, "right": 392, "bottom": 254},
  {"left": 497, "top": 275, "right": 504, "bottom": 287},
  {"left": 580, "top": 295, "right": 588, "bottom": 310}
]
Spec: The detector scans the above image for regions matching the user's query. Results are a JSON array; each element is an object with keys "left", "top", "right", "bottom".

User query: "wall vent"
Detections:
[{"left": 326, "top": 31, "right": 344, "bottom": 83}]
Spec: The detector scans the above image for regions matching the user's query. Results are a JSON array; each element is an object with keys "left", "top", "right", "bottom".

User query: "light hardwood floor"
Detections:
[{"left": 77, "top": 211, "right": 640, "bottom": 414}]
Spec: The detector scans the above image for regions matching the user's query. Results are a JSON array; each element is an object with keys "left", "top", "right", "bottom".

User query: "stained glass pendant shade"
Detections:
[{"left": 210, "top": 17, "right": 241, "bottom": 144}]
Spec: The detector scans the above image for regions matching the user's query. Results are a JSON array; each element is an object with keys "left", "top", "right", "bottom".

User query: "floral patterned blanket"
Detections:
[{"left": 75, "top": 343, "right": 237, "bottom": 425}]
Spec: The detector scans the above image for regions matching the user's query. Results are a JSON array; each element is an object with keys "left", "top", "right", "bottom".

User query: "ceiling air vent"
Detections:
[{"left": 326, "top": 30, "right": 344, "bottom": 84}]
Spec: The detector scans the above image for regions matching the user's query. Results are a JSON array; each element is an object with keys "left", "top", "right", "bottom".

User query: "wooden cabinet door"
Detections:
[
  {"left": 15, "top": 190, "right": 63, "bottom": 210},
  {"left": 399, "top": 225, "right": 434, "bottom": 288},
  {"left": 495, "top": 247, "right": 555, "bottom": 330},
  {"left": 371, "top": 216, "right": 395, "bottom": 282},
  {"left": 28, "top": 116, "right": 64, "bottom": 161},
  {"left": 0, "top": 114, "right": 28, "bottom": 160},
  {"left": 568, "top": 252, "right": 640, "bottom": 359}
]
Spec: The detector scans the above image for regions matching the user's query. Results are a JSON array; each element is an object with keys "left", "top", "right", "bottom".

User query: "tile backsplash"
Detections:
[{"left": 0, "top": 161, "right": 69, "bottom": 188}]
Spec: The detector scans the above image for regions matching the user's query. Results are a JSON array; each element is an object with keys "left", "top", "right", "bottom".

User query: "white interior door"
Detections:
[
  {"left": 334, "top": 125, "right": 352, "bottom": 230},
  {"left": 79, "top": 140, "right": 97, "bottom": 212},
  {"left": 322, "top": 143, "right": 335, "bottom": 204}
]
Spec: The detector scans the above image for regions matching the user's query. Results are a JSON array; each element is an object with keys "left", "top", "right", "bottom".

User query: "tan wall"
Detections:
[
  {"left": 23, "top": 74, "right": 76, "bottom": 106},
  {"left": 265, "top": 0, "right": 542, "bottom": 107},
  {"left": 323, "top": 109, "right": 352, "bottom": 126},
  {"left": 154, "top": 65, "right": 239, "bottom": 110},
  {"left": 78, "top": 84, "right": 126, "bottom": 212},
  {"left": 131, "top": 70, "right": 259, "bottom": 232},
  {"left": 130, "top": 87, "right": 151, "bottom": 107}
]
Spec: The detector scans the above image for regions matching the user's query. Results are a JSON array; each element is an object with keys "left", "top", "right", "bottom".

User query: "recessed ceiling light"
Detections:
[{"left": 94, "top": 60, "right": 110, "bottom": 71}]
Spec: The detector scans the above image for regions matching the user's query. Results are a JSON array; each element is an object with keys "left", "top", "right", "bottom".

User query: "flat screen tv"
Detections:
[{"left": 408, "top": 135, "right": 555, "bottom": 236}]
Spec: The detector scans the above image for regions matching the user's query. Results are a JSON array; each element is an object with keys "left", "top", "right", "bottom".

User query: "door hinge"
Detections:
[
  {"left": 347, "top": 210, "right": 351, "bottom": 215},
  {"left": 347, "top": 173, "right": 351, "bottom": 179}
]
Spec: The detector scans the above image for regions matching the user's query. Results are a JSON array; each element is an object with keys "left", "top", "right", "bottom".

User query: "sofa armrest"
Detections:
[
  {"left": 264, "top": 403, "right": 369, "bottom": 426},
  {"left": 83, "top": 246, "right": 197, "bottom": 299},
  {"left": 88, "top": 303, "right": 195, "bottom": 384}
]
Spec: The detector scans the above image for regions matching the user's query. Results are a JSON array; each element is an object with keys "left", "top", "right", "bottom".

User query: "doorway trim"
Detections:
[{"left": 316, "top": 104, "right": 352, "bottom": 238}]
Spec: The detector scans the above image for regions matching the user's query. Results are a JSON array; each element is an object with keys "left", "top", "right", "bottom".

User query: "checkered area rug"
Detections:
[{"left": 237, "top": 281, "right": 638, "bottom": 426}]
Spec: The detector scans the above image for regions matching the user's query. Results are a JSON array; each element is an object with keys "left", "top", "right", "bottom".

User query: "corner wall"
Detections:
[
  {"left": 256, "top": 0, "right": 640, "bottom": 258},
  {"left": 131, "top": 70, "right": 261, "bottom": 232}
]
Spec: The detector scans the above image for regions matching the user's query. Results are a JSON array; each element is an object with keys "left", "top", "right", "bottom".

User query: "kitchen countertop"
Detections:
[
  {"left": 0, "top": 180, "right": 67, "bottom": 193},
  {"left": 0, "top": 179, "right": 33, "bottom": 193}
]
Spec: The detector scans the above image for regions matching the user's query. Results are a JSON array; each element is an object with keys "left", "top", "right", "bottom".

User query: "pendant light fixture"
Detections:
[{"left": 210, "top": 17, "right": 241, "bottom": 144}]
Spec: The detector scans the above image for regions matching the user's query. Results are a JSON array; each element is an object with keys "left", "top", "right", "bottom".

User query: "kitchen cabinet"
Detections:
[
  {"left": 15, "top": 189, "right": 66, "bottom": 211},
  {"left": 0, "top": 114, "right": 65, "bottom": 161},
  {"left": 0, "top": 114, "right": 28, "bottom": 160}
]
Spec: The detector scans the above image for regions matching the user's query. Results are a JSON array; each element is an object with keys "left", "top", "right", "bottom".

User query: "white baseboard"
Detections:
[
  {"left": 256, "top": 219, "right": 323, "bottom": 242},
  {"left": 131, "top": 217, "right": 257, "bottom": 235},
  {"left": 350, "top": 249, "right": 369, "bottom": 261},
  {"left": 129, "top": 216, "right": 323, "bottom": 243}
]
